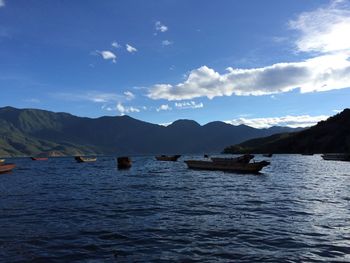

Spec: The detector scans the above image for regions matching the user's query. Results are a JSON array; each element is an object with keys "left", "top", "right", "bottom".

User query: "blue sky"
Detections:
[{"left": 1, "top": 0, "right": 350, "bottom": 128}]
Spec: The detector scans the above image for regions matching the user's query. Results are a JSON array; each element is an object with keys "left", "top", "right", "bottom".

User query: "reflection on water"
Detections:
[{"left": 0, "top": 155, "right": 350, "bottom": 262}]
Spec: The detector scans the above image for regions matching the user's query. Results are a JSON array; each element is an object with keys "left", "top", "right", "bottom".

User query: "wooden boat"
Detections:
[
  {"left": 211, "top": 154, "right": 254, "bottom": 164},
  {"left": 263, "top": 153, "right": 273, "bottom": 157},
  {"left": 184, "top": 160, "right": 270, "bottom": 174},
  {"left": 75, "top": 156, "right": 97, "bottom": 163},
  {"left": 0, "top": 163, "right": 16, "bottom": 174},
  {"left": 117, "top": 157, "right": 132, "bottom": 169},
  {"left": 155, "top": 155, "right": 181, "bottom": 161},
  {"left": 31, "top": 157, "right": 48, "bottom": 161},
  {"left": 321, "top": 153, "right": 350, "bottom": 161}
]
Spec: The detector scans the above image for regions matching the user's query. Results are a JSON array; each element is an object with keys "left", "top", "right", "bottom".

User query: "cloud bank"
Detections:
[
  {"left": 148, "top": 1, "right": 350, "bottom": 101},
  {"left": 225, "top": 115, "right": 329, "bottom": 128}
]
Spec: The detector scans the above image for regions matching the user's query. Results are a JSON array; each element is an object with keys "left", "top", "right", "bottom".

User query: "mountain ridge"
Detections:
[
  {"left": 0, "top": 106, "right": 302, "bottom": 157},
  {"left": 223, "top": 109, "right": 350, "bottom": 154}
]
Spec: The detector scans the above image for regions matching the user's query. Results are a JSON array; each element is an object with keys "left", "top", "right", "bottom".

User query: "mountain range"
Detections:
[
  {"left": 223, "top": 109, "right": 350, "bottom": 154},
  {"left": 0, "top": 106, "right": 300, "bottom": 157}
]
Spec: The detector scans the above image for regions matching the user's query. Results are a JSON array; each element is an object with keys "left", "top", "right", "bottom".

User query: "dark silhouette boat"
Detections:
[
  {"left": 263, "top": 153, "right": 273, "bottom": 157},
  {"left": 301, "top": 153, "right": 314, "bottom": 156},
  {"left": 75, "top": 156, "right": 97, "bottom": 163},
  {"left": 117, "top": 157, "right": 132, "bottom": 169},
  {"left": 211, "top": 154, "right": 254, "bottom": 164},
  {"left": 0, "top": 163, "right": 16, "bottom": 174},
  {"left": 155, "top": 155, "right": 181, "bottom": 161},
  {"left": 184, "top": 159, "right": 270, "bottom": 173},
  {"left": 31, "top": 157, "right": 48, "bottom": 161},
  {"left": 321, "top": 153, "right": 350, "bottom": 161}
]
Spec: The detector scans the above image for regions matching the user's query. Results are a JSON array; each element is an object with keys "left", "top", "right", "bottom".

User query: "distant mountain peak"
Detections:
[{"left": 168, "top": 119, "right": 201, "bottom": 127}]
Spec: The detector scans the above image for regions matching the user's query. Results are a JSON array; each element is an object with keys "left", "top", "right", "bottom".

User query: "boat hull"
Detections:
[
  {"left": 184, "top": 160, "right": 270, "bottom": 174},
  {"left": 117, "top": 157, "right": 132, "bottom": 169},
  {"left": 0, "top": 163, "right": 16, "bottom": 174},
  {"left": 321, "top": 154, "right": 350, "bottom": 161},
  {"left": 211, "top": 154, "right": 254, "bottom": 164},
  {"left": 155, "top": 155, "right": 181, "bottom": 161},
  {"left": 31, "top": 157, "right": 48, "bottom": 161},
  {"left": 75, "top": 156, "right": 97, "bottom": 163}
]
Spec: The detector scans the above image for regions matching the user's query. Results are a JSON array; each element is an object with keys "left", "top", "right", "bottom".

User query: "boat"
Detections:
[
  {"left": 301, "top": 153, "right": 314, "bottom": 156},
  {"left": 0, "top": 163, "right": 16, "bottom": 174},
  {"left": 321, "top": 153, "right": 350, "bottom": 162},
  {"left": 74, "top": 156, "right": 97, "bottom": 163},
  {"left": 155, "top": 155, "right": 181, "bottom": 161},
  {"left": 204, "top": 154, "right": 209, "bottom": 158},
  {"left": 184, "top": 159, "right": 270, "bottom": 173},
  {"left": 211, "top": 154, "right": 254, "bottom": 164},
  {"left": 263, "top": 153, "right": 273, "bottom": 157},
  {"left": 31, "top": 157, "right": 48, "bottom": 161},
  {"left": 117, "top": 157, "right": 132, "bottom": 169},
  {"left": 0, "top": 159, "right": 5, "bottom": 163}
]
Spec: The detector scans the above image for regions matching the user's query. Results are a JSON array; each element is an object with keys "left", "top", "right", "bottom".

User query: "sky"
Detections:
[{"left": 1, "top": 0, "right": 350, "bottom": 128}]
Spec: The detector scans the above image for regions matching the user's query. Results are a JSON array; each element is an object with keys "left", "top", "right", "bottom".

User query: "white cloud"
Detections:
[
  {"left": 147, "top": 53, "right": 350, "bottom": 100},
  {"left": 55, "top": 91, "right": 122, "bottom": 103},
  {"left": 116, "top": 102, "right": 140, "bottom": 115},
  {"left": 159, "top": 122, "right": 172, "bottom": 126},
  {"left": 124, "top": 91, "right": 135, "bottom": 100},
  {"left": 162, "top": 40, "right": 173, "bottom": 46},
  {"left": 126, "top": 44, "right": 137, "bottom": 53},
  {"left": 0, "top": 0, "right": 5, "bottom": 7},
  {"left": 97, "top": 50, "right": 117, "bottom": 63},
  {"left": 111, "top": 41, "right": 121, "bottom": 48},
  {"left": 155, "top": 21, "right": 168, "bottom": 33},
  {"left": 174, "top": 101, "right": 204, "bottom": 109},
  {"left": 147, "top": 1, "right": 350, "bottom": 101},
  {"left": 156, "top": 104, "right": 172, "bottom": 112},
  {"left": 225, "top": 115, "right": 329, "bottom": 129},
  {"left": 289, "top": 1, "right": 350, "bottom": 53}
]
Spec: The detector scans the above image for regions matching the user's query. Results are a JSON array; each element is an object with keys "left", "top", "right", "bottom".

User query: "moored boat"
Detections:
[
  {"left": 184, "top": 159, "right": 270, "bottom": 174},
  {"left": 117, "top": 157, "right": 132, "bottom": 169},
  {"left": 211, "top": 154, "right": 254, "bottom": 164},
  {"left": 0, "top": 163, "right": 16, "bottom": 174},
  {"left": 31, "top": 157, "right": 48, "bottom": 161},
  {"left": 321, "top": 153, "right": 350, "bottom": 162},
  {"left": 75, "top": 156, "right": 97, "bottom": 163},
  {"left": 263, "top": 153, "right": 273, "bottom": 157},
  {"left": 155, "top": 155, "right": 181, "bottom": 161}
]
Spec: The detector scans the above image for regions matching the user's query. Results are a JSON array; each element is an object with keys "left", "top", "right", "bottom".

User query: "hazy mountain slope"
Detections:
[{"left": 223, "top": 109, "right": 350, "bottom": 154}]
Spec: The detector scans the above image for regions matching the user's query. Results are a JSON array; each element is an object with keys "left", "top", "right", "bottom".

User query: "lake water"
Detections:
[{"left": 0, "top": 155, "right": 350, "bottom": 262}]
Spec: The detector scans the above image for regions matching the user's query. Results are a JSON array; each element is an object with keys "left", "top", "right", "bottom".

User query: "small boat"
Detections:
[
  {"left": 184, "top": 160, "right": 270, "bottom": 174},
  {"left": 117, "top": 157, "right": 132, "bottom": 169},
  {"left": 31, "top": 157, "right": 48, "bottom": 161},
  {"left": 211, "top": 154, "right": 254, "bottom": 164},
  {"left": 263, "top": 153, "right": 273, "bottom": 157},
  {"left": 75, "top": 156, "right": 97, "bottom": 163},
  {"left": 321, "top": 153, "right": 350, "bottom": 162},
  {"left": 301, "top": 153, "right": 314, "bottom": 156},
  {"left": 0, "top": 159, "right": 5, "bottom": 163},
  {"left": 155, "top": 155, "right": 181, "bottom": 161},
  {"left": 0, "top": 163, "right": 16, "bottom": 174}
]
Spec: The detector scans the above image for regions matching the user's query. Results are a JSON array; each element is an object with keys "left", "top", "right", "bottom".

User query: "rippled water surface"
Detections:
[{"left": 1, "top": 155, "right": 350, "bottom": 262}]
